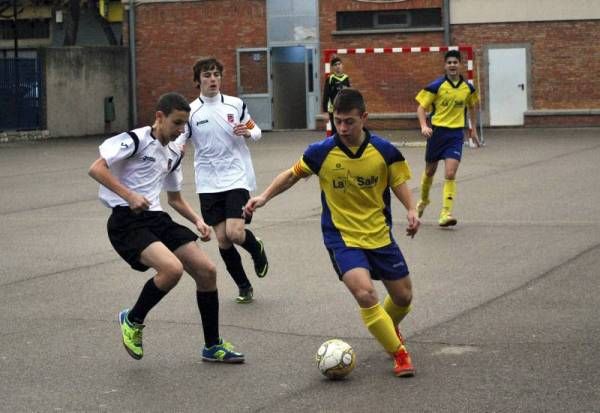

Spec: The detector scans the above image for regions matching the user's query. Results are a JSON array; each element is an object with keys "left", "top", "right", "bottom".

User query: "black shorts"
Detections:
[
  {"left": 107, "top": 206, "right": 198, "bottom": 272},
  {"left": 199, "top": 189, "right": 252, "bottom": 226}
]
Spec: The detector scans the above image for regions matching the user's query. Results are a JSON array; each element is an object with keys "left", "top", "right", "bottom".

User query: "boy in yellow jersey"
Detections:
[
  {"left": 415, "top": 50, "right": 480, "bottom": 227},
  {"left": 322, "top": 56, "right": 351, "bottom": 135},
  {"left": 245, "top": 88, "right": 420, "bottom": 377}
]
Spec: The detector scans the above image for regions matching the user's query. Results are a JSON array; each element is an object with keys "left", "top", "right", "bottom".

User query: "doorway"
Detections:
[
  {"left": 271, "top": 46, "right": 307, "bottom": 129},
  {"left": 488, "top": 47, "right": 529, "bottom": 126}
]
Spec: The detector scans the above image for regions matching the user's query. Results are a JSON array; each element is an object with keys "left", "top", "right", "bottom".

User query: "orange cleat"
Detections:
[{"left": 393, "top": 346, "right": 415, "bottom": 377}]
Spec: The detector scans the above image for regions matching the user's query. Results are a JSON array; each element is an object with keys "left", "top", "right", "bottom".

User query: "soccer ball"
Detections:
[{"left": 315, "top": 339, "right": 356, "bottom": 379}]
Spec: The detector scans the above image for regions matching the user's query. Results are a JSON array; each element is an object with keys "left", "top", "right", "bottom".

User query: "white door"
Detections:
[
  {"left": 237, "top": 48, "right": 273, "bottom": 131},
  {"left": 488, "top": 48, "right": 528, "bottom": 126}
]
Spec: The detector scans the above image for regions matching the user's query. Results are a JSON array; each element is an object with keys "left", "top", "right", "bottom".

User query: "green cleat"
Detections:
[
  {"left": 202, "top": 339, "right": 245, "bottom": 363},
  {"left": 235, "top": 286, "right": 254, "bottom": 304},
  {"left": 118, "top": 309, "right": 144, "bottom": 360},
  {"left": 253, "top": 238, "right": 269, "bottom": 278}
]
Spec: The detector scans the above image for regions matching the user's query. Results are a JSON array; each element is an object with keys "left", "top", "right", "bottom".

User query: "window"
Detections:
[
  {"left": 337, "top": 9, "right": 441, "bottom": 31},
  {"left": 374, "top": 11, "right": 410, "bottom": 28},
  {"left": 0, "top": 20, "right": 50, "bottom": 40}
]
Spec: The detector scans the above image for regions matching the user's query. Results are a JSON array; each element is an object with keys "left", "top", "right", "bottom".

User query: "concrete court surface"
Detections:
[{"left": 0, "top": 127, "right": 599, "bottom": 413}]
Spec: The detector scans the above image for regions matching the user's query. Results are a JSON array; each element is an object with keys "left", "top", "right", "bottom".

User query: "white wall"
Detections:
[{"left": 450, "top": 0, "right": 600, "bottom": 24}]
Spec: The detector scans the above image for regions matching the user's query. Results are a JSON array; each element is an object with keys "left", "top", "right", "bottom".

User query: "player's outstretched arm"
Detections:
[
  {"left": 167, "top": 191, "right": 211, "bottom": 241},
  {"left": 88, "top": 157, "right": 150, "bottom": 212},
  {"left": 391, "top": 182, "right": 420, "bottom": 238},
  {"left": 244, "top": 169, "right": 301, "bottom": 216}
]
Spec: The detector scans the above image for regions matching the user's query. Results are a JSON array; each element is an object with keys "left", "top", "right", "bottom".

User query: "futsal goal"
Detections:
[{"left": 321, "top": 45, "right": 482, "bottom": 143}]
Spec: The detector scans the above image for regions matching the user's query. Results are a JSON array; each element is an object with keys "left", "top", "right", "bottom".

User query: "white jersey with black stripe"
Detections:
[
  {"left": 175, "top": 93, "right": 261, "bottom": 193},
  {"left": 98, "top": 126, "right": 184, "bottom": 210}
]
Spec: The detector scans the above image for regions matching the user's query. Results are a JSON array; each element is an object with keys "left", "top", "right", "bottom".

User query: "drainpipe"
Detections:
[
  {"left": 443, "top": 0, "right": 450, "bottom": 45},
  {"left": 128, "top": 0, "right": 137, "bottom": 127}
]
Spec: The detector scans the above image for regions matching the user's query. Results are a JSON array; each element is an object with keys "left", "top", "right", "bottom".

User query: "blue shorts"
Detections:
[
  {"left": 326, "top": 243, "right": 409, "bottom": 281},
  {"left": 425, "top": 127, "right": 464, "bottom": 163}
]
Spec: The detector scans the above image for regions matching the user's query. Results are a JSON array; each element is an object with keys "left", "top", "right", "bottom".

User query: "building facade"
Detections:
[{"left": 125, "top": 0, "right": 600, "bottom": 129}]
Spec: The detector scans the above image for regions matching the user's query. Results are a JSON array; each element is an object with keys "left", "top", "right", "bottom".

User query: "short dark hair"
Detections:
[
  {"left": 193, "top": 57, "right": 224, "bottom": 84},
  {"left": 330, "top": 56, "right": 342, "bottom": 65},
  {"left": 156, "top": 92, "right": 190, "bottom": 115},
  {"left": 333, "top": 88, "right": 366, "bottom": 114},
  {"left": 444, "top": 50, "right": 462, "bottom": 62}
]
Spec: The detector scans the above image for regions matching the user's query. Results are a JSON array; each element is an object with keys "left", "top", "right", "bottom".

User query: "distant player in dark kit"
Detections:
[
  {"left": 246, "top": 88, "right": 419, "bottom": 377},
  {"left": 88, "top": 92, "right": 244, "bottom": 363},
  {"left": 415, "top": 50, "right": 480, "bottom": 227},
  {"left": 322, "top": 56, "right": 351, "bottom": 136},
  {"left": 177, "top": 57, "right": 268, "bottom": 304}
]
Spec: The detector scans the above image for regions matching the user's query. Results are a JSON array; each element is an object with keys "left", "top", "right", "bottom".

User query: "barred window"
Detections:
[{"left": 337, "top": 8, "right": 441, "bottom": 31}]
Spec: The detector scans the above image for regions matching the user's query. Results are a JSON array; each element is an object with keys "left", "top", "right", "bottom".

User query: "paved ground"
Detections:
[{"left": 1, "top": 127, "right": 599, "bottom": 412}]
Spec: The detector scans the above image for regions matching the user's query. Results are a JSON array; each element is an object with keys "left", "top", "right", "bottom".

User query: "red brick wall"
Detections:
[
  {"left": 524, "top": 114, "right": 600, "bottom": 128},
  {"left": 453, "top": 20, "right": 600, "bottom": 121},
  {"left": 319, "top": 0, "right": 450, "bottom": 116},
  {"left": 129, "top": 0, "right": 266, "bottom": 126},
  {"left": 128, "top": 1, "right": 600, "bottom": 129}
]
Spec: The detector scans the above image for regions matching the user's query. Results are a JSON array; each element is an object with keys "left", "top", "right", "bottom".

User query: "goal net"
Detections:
[{"left": 322, "top": 45, "right": 476, "bottom": 136}]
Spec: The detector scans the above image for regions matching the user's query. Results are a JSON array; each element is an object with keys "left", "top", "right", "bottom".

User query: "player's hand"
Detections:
[
  {"left": 420, "top": 126, "right": 433, "bottom": 139},
  {"left": 233, "top": 123, "right": 250, "bottom": 138},
  {"left": 469, "top": 129, "right": 481, "bottom": 147},
  {"left": 128, "top": 192, "right": 150, "bottom": 213},
  {"left": 406, "top": 209, "right": 420, "bottom": 238},
  {"left": 243, "top": 196, "right": 266, "bottom": 217},
  {"left": 196, "top": 220, "right": 212, "bottom": 242}
]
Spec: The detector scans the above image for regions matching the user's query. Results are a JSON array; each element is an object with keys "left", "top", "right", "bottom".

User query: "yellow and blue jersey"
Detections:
[
  {"left": 415, "top": 75, "right": 478, "bottom": 129},
  {"left": 291, "top": 131, "right": 411, "bottom": 249}
]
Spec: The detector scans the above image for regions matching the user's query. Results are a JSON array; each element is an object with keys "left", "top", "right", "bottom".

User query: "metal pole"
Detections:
[
  {"left": 443, "top": 0, "right": 450, "bottom": 45},
  {"left": 128, "top": 0, "right": 137, "bottom": 127},
  {"left": 13, "top": 0, "right": 20, "bottom": 129}
]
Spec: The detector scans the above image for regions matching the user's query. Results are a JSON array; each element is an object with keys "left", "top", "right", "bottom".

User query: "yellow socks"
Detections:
[
  {"left": 383, "top": 295, "right": 411, "bottom": 325},
  {"left": 442, "top": 179, "right": 456, "bottom": 214},
  {"left": 420, "top": 172, "right": 433, "bottom": 203},
  {"left": 360, "top": 303, "right": 401, "bottom": 354}
]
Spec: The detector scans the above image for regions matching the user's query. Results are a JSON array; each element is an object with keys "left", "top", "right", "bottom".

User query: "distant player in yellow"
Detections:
[
  {"left": 245, "top": 88, "right": 420, "bottom": 377},
  {"left": 415, "top": 50, "right": 480, "bottom": 227}
]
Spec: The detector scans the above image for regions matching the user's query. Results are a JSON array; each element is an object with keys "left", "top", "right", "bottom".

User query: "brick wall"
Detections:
[
  {"left": 130, "top": 0, "right": 266, "bottom": 126},
  {"left": 453, "top": 20, "right": 600, "bottom": 125},
  {"left": 128, "top": 1, "right": 600, "bottom": 129},
  {"left": 319, "top": 0, "right": 448, "bottom": 126}
]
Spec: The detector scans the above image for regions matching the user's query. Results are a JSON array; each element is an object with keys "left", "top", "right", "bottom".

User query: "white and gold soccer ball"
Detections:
[{"left": 315, "top": 339, "right": 356, "bottom": 379}]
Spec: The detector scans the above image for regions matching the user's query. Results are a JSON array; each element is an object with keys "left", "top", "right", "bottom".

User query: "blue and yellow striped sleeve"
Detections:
[
  {"left": 415, "top": 89, "right": 435, "bottom": 111},
  {"left": 389, "top": 160, "right": 412, "bottom": 188},
  {"left": 467, "top": 89, "right": 479, "bottom": 108}
]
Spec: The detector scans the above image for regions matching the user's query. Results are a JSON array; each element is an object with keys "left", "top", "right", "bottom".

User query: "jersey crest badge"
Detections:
[{"left": 227, "top": 113, "right": 234, "bottom": 123}]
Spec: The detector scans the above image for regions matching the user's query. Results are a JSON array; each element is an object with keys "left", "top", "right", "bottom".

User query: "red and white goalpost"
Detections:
[{"left": 322, "top": 45, "right": 481, "bottom": 143}]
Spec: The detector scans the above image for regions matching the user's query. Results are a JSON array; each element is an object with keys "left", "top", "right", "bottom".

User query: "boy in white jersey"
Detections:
[
  {"left": 88, "top": 92, "right": 244, "bottom": 363},
  {"left": 177, "top": 57, "right": 268, "bottom": 304}
]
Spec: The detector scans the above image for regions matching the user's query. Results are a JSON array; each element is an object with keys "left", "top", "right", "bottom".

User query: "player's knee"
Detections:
[
  {"left": 202, "top": 262, "right": 217, "bottom": 286},
  {"left": 158, "top": 260, "right": 184, "bottom": 289},
  {"left": 353, "top": 287, "right": 379, "bottom": 308},
  {"left": 445, "top": 171, "right": 457, "bottom": 180},
  {"left": 226, "top": 227, "right": 245, "bottom": 245},
  {"left": 391, "top": 292, "right": 412, "bottom": 308}
]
